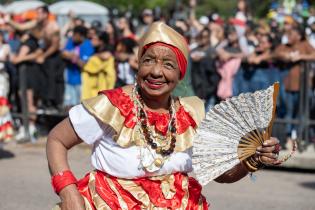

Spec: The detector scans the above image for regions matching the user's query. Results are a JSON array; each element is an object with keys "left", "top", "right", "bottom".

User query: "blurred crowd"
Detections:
[{"left": 1, "top": 0, "right": 315, "bottom": 144}]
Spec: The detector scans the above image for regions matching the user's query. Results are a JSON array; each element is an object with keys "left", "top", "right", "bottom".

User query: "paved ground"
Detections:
[{"left": 0, "top": 139, "right": 314, "bottom": 210}]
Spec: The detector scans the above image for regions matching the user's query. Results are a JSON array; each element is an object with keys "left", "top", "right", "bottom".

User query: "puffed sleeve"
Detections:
[{"left": 69, "top": 104, "right": 106, "bottom": 145}]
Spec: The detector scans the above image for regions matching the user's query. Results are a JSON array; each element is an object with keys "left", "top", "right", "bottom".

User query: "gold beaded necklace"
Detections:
[{"left": 132, "top": 85, "right": 177, "bottom": 168}]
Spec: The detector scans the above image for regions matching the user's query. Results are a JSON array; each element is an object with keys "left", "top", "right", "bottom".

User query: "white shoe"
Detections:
[
  {"left": 15, "top": 126, "right": 26, "bottom": 141},
  {"left": 29, "top": 124, "right": 38, "bottom": 142}
]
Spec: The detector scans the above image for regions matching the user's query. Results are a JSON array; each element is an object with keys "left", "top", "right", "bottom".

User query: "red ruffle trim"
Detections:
[
  {"left": 77, "top": 171, "right": 208, "bottom": 210},
  {"left": 0, "top": 97, "right": 11, "bottom": 107},
  {"left": 0, "top": 121, "right": 13, "bottom": 140},
  {"left": 0, "top": 121, "right": 12, "bottom": 131},
  {"left": 99, "top": 88, "right": 196, "bottom": 135}
]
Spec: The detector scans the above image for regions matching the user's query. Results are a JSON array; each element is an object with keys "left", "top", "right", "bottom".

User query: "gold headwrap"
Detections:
[{"left": 138, "top": 21, "right": 189, "bottom": 61}]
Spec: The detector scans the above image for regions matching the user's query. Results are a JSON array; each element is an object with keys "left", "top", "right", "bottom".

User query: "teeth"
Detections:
[{"left": 147, "top": 80, "right": 163, "bottom": 85}]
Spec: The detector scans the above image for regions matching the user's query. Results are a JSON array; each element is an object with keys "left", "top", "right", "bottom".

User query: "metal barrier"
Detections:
[{"left": 12, "top": 63, "right": 66, "bottom": 143}]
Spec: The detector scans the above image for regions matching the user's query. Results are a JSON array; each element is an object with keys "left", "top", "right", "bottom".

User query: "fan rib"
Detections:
[
  {"left": 254, "top": 129, "right": 264, "bottom": 145},
  {"left": 239, "top": 136, "right": 259, "bottom": 147},
  {"left": 245, "top": 131, "right": 261, "bottom": 146},
  {"left": 266, "top": 82, "right": 279, "bottom": 140}
]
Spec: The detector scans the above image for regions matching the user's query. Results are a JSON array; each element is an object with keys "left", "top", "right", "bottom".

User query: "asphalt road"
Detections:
[{"left": 0, "top": 140, "right": 314, "bottom": 210}]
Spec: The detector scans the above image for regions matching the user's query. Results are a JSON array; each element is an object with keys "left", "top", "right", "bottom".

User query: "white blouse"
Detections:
[{"left": 69, "top": 104, "right": 193, "bottom": 179}]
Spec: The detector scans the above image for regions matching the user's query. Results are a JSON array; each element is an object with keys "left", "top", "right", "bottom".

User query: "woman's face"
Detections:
[
  {"left": 118, "top": 18, "right": 127, "bottom": 30},
  {"left": 288, "top": 29, "right": 301, "bottom": 45},
  {"left": 105, "top": 23, "right": 114, "bottom": 34},
  {"left": 228, "top": 31, "right": 238, "bottom": 43},
  {"left": 199, "top": 30, "right": 210, "bottom": 47},
  {"left": 91, "top": 35, "right": 101, "bottom": 47},
  {"left": 238, "top": 0, "right": 246, "bottom": 12},
  {"left": 137, "top": 45, "right": 180, "bottom": 99},
  {"left": 258, "top": 35, "right": 271, "bottom": 51},
  {"left": 88, "top": 28, "right": 97, "bottom": 40}
]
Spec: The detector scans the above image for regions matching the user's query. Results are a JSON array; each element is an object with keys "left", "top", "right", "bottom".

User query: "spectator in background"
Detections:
[
  {"left": 191, "top": 28, "right": 220, "bottom": 109},
  {"left": 207, "top": 14, "right": 225, "bottom": 49},
  {"left": 246, "top": 33, "right": 277, "bottom": 91},
  {"left": 4, "top": 27, "right": 22, "bottom": 112},
  {"left": 188, "top": 0, "right": 204, "bottom": 41},
  {"left": 7, "top": 5, "right": 59, "bottom": 38},
  {"left": 61, "top": 14, "right": 85, "bottom": 43},
  {"left": 8, "top": 5, "right": 63, "bottom": 111},
  {"left": 117, "top": 16, "right": 136, "bottom": 41},
  {"left": 274, "top": 26, "right": 315, "bottom": 141},
  {"left": 11, "top": 29, "right": 43, "bottom": 141},
  {"left": 136, "top": 9, "right": 154, "bottom": 39},
  {"left": 35, "top": 6, "right": 63, "bottom": 111},
  {"left": 174, "top": 19, "right": 190, "bottom": 40},
  {"left": 306, "top": 16, "right": 315, "bottom": 48},
  {"left": 82, "top": 31, "right": 116, "bottom": 100},
  {"left": 115, "top": 37, "right": 137, "bottom": 87},
  {"left": 62, "top": 26, "right": 94, "bottom": 108},
  {"left": 5, "top": 26, "right": 21, "bottom": 54},
  {"left": 104, "top": 20, "right": 118, "bottom": 52},
  {"left": 88, "top": 20, "right": 102, "bottom": 40},
  {"left": 217, "top": 25, "right": 243, "bottom": 99},
  {"left": 234, "top": 0, "right": 250, "bottom": 25},
  {"left": 281, "top": 16, "right": 296, "bottom": 45}
]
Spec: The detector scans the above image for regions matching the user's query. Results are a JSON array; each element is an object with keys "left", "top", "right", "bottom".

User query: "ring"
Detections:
[{"left": 274, "top": 143, "right": 281, "bottom": 153}]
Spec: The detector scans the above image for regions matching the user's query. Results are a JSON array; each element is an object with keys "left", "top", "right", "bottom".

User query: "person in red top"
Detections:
[{"left": 117, "top": 16, "right": 137, "bottom": 41}]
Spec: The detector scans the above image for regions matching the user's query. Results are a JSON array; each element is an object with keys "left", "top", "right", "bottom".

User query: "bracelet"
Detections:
[
  {"left": 51, "top": 170, "right": 77, "bottom": 195},
  {"left": 243, "top": 156, "right": 264, "bottom": 172},
  {"left": 243, "top": 159, "right": 258, "bottom": 172}
]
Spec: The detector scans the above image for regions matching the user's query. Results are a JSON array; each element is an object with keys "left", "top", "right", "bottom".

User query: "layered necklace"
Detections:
[{"left": 132, "top": 85, "right": 177, "bottom": 170}]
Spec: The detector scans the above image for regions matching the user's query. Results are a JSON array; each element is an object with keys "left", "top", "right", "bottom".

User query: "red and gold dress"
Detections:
[{"left": 66, "top": 87, "right": 208, "bottom": 209}]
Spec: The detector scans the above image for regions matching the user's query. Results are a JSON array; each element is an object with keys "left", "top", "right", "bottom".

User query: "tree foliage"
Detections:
[
  {"left": 71, "top": 0, "right": 169, "bottom": 15},
  {"left": 193, "top": 0, "right": 275, "bottom": 18},
  {"left": 4, "top": 0, "right": 315, "bottom": 19}
]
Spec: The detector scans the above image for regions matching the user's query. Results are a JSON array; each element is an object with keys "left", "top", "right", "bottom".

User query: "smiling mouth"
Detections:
[{"left": 145, "top": 79, "right": 166, "bottom": 89}]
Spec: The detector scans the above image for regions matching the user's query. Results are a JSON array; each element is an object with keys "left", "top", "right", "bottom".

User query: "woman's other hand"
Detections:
[{"left": 256, "top": 137, "right": 281, "bottom": 165}]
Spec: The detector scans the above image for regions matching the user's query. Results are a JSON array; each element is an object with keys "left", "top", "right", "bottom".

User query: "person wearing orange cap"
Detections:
[{"left": 46, "top": 22, "right": 280, "bottom": 210}]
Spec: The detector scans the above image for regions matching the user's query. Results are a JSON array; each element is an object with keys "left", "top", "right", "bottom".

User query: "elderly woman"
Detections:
[{"left": 47, "top": 22, "right": 280, "bottom": 210}]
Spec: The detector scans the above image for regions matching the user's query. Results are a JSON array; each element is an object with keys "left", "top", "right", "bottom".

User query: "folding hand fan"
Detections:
[{"left": 192, "top": 83, "right": 295, "bottom": 186}]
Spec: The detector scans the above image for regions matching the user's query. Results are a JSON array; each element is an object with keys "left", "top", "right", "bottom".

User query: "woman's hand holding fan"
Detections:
[{"left": 192, "top": 83, "right": 297, "bottom": 186}]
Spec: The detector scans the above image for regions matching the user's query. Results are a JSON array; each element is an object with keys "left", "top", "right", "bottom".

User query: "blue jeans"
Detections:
[
  {"left": 277, "top": 70, "right": 289, "bottom": 116},
  {"left": 285, "top": 91, "right": 299, "bottom": 136},
  {"left": 64, "top": 84, "right": 81, "bottom": 106},
  {"left": 233, "top": 67, "right": 281, "bottom": 95},
  {"left": 248, "top": 68, "right": 280, "bottom": 91},
  {"left": 233, "top": 68, "right": 249, "bottom": 96},
  {"left": 205, "top": 96, "right": 217, "bottom": 112}
]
